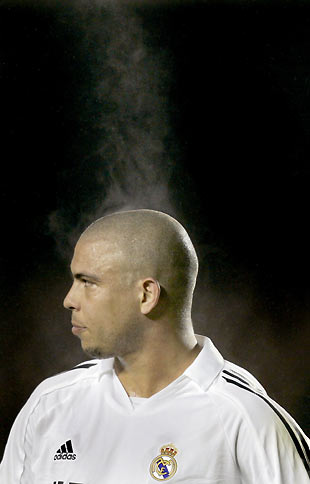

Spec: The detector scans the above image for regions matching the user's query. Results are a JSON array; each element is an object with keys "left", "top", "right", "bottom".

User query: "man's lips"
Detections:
[{"left": 72, "top": 321, "right": 87, "bottom": 335}]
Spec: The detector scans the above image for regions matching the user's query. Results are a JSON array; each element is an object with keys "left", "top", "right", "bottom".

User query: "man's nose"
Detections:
[{"left": 63, "top": 284, "right": 80, "bottom": 311}]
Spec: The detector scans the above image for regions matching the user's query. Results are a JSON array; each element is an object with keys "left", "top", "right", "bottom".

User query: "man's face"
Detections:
[{"left": 63, "top": 237, "right": 142, "bottom": 359}]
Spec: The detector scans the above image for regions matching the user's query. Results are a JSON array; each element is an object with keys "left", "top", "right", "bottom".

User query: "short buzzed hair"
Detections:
[{"left": 81, "top": 209, "right": 199, "bottom": 313}]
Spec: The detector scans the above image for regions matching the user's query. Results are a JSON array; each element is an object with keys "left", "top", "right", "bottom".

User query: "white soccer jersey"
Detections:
[{"left": 1, "top": 335, "right": 309, "bottom": 484}]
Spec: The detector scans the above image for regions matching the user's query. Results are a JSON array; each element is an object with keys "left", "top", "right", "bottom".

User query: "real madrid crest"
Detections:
[{"left": 150, "top": 444, "right": 178, "bottom": 481}]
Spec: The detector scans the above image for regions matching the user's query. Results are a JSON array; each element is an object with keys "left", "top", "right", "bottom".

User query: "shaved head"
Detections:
[
  {"left": 65, "top": 209, "right": 199, "bottom": 359},
  {"left": 80, "top": 209, "right": 198, "bottom": 316}
]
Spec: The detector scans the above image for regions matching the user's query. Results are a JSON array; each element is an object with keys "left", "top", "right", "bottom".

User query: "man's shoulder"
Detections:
[
  {"left": 212, "top": 360, "right": 277, "bottom": 421},
  {"left": 210, "top": 359, "right": 310, "bottom": 478},
  {"left": 211, "top": 359, "right": 307, "bottom": 444},
  {"left": 30, "top": 358, "right": 103, "bottom": 402}
]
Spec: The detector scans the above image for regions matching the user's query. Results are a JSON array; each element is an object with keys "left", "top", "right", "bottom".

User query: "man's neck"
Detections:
[{"left": 114, "top": 328, "right": 201, "bottom": 398}]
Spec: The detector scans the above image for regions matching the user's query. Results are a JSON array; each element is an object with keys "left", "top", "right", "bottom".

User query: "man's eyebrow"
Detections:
[{"left": 72, "top": 272, "right": 102, "bottom": 282}]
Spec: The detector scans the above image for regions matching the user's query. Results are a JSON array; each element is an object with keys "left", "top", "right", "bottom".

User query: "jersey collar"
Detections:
[
  {"left": 97, "top": 334, "right": 224, "bottom": 393},
  {"left": 183, "top": 334, "right": 225, "bottom": 391}
]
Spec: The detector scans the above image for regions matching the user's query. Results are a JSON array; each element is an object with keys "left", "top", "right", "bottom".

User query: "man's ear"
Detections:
[{"left": 139, "top": 278, "right": 161, "bottom": 315}]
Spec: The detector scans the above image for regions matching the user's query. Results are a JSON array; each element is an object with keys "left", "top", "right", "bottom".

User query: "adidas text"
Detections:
[{"left": 54, "top": 453, "right": 76, "bottom": 461}]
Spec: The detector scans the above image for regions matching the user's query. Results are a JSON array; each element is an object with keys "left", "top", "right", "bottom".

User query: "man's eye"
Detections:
[{"left": 82, "top": 279, "right": 93, "bottom": 287}]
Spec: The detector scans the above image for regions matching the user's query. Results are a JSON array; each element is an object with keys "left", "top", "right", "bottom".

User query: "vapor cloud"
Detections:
[{"left": 46, "top": 0, "right": 176, "bottom": 257}]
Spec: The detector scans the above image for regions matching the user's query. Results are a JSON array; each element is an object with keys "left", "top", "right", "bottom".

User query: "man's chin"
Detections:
[{"left": 83, "top": 345, "right": 115, "bottom": 359}]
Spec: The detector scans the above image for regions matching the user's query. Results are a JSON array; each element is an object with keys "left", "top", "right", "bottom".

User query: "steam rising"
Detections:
[{"left": 48, "top": 0, "right": 177, "bottom": 256}]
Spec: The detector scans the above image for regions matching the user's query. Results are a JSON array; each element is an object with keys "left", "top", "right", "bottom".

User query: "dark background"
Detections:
[{"left": 0, "top": 0, "right": 309, "bottom": 457}]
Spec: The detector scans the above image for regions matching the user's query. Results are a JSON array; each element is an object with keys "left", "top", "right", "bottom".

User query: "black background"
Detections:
[{"left": 0, "top": 0, "right": 309, "bottom": 456}]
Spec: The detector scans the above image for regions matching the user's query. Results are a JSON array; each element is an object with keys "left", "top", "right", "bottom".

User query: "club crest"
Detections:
[{"left": 149, "top": 444, "right": 178, "bottom": 481}]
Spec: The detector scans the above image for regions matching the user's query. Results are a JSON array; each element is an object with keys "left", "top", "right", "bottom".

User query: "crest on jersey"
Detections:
[{"left": 149, "top": 444, "right": 178, "bottom": 481}]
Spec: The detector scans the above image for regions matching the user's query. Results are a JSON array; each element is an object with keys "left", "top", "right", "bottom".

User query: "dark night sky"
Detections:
[{"left": 0, "top": 0, "right": 309, "bottom": 456}]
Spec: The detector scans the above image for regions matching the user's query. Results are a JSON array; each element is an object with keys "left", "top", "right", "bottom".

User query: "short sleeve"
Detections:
[{"left": 0, "top": 389, "right": 40, "bottom": 483}]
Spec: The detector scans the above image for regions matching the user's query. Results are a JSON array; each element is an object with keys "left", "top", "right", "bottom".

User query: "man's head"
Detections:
[{"left": 63, "top": 209, "right": 199, "bottom": 359}]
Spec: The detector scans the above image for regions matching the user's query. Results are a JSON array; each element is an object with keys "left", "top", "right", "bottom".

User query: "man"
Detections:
[{"left": 1, "top": 209, "right": 309, "bottom": 483}]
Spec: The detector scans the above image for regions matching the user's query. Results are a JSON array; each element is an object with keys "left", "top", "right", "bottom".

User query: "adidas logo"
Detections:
[{"left": 54, "top": 440, "right": 76, "bottom": 461}]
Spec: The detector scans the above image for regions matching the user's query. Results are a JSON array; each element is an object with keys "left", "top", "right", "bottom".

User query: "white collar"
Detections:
[
  {"left": 97, "top": 334, "right": 224, "bottom": 392},
  {"left": 183, "top": 335, "right": 224, "bottom": 391}
]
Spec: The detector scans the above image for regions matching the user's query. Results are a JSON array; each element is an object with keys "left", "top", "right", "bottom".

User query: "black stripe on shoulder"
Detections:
[
  {"left": 222, "top": 370, "right": 251, "bottom": 387},
  {"left": 55, "top": 362, "right": 98, "bottom": 376},
  {"left": 222, "top": 376, "right": 310, "bottom": 477},
  {"left": 70, "top": 363, "right": 98, "bottom": 371}
]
